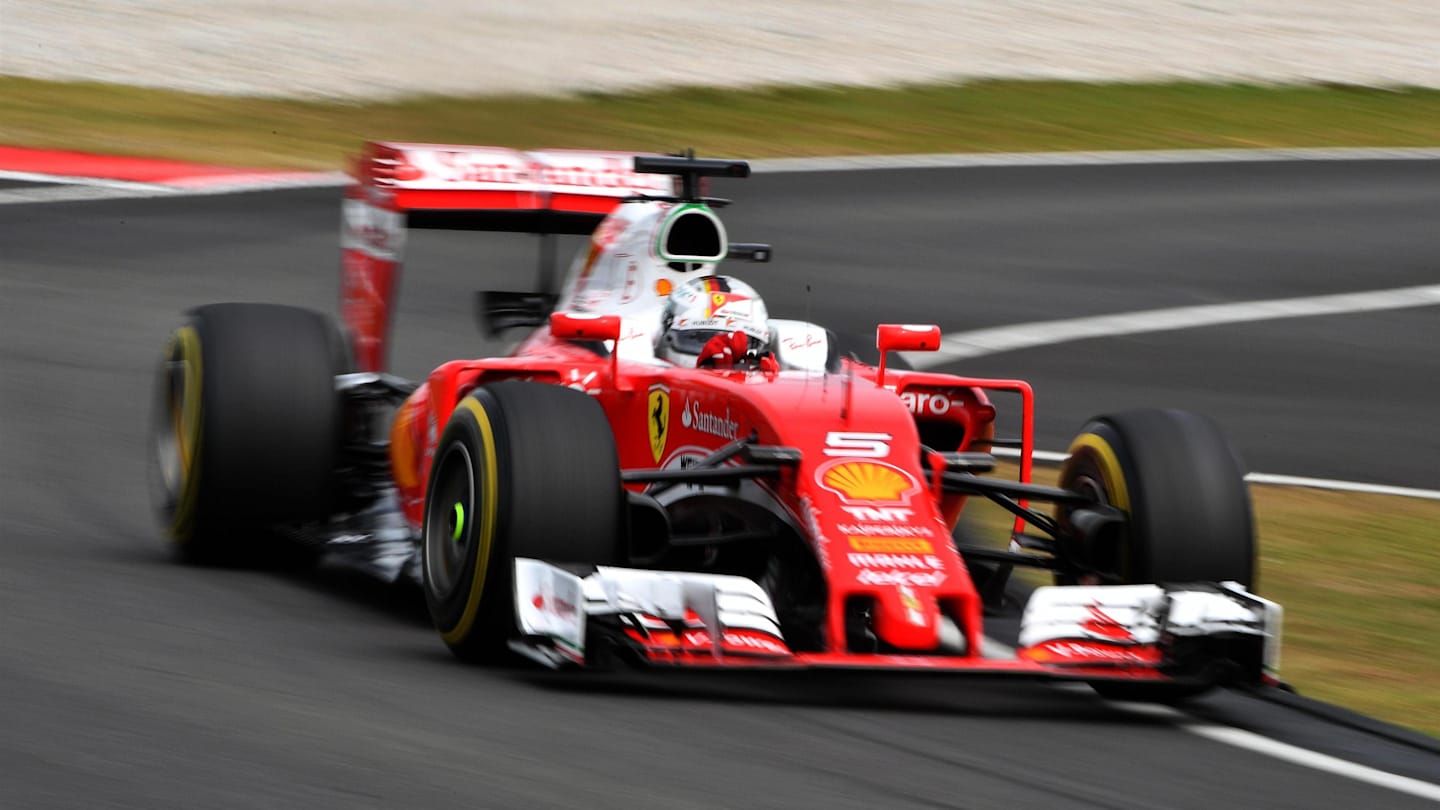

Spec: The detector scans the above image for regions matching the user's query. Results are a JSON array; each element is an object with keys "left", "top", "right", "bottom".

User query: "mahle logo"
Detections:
[{"left": 648, "top": 384, "right": 670, "bottom": 463}]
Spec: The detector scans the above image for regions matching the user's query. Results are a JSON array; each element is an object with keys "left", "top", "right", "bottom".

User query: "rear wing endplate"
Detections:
[{"left": 340, "top": 142, "right": 676, "bottom": 371}]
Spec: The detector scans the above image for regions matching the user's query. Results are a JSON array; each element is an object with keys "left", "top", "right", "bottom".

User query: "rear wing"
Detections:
[{"left": 340, "top": 142, "right": 676, "bottom": 371}]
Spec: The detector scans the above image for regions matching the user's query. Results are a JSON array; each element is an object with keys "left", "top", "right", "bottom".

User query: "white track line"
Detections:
[
  {"left": 906, "top": 282, "right": 1440, "bottom": 500},
  {"left": 769, "top": 150, "right": 1440, "bottom": 499},
  {"left": 902, "top": 284, "right": 1440, "bottom": 368},
  {"left": 750, "top": 146, "right": 1440, "bottom": 173},
  {"left": 0, "top": 169, "right": 165, "bottom": 190},
  {"left": 991, "top": 447, "right": 1440, "bottom": 500},
  {"left": 993, "top": 448, "right": 1071, "bottom": 464},
  {"left": 1185, "top": 722, "right": 1440, "bottom": 802},
  {"left": 0, "top": 184, "right": 175, "bottom": 205},
  {"left": 10, "top": 150, "right": 1436, "bottom": 793},
  {"left": 6, "top": 145, "right": 1439, "bottom": 204},
  {"left": 1108, "top": 701, "right": 1440, "bottom": 802},
  {"left": 1244, "top": 473, "right": 1440, "bottom": 501},
  {"left": 0, "top": 169, "right": 346, "bottom": 205},
  {"left": 12, "top": 158, "right": 1436, "bottom": 499}
]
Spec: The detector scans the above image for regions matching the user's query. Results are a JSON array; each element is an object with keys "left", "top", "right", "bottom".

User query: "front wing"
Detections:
[{"left": 511, "top": 559, "right": 1282, "bottom": 684}]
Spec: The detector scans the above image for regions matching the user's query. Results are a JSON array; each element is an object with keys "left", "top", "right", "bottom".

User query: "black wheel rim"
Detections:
[
  {"left": 150, "top": 332, "right": 198, "bottom": 523},
  {"left": 153, "top": 358, "right": 187, "bottom": 500},
  {"left": 425, "top": 440, "right": 476, "bottom": 599},
  {"left": 1062, "top": 455, "right": 1125, "bottom": 583}
]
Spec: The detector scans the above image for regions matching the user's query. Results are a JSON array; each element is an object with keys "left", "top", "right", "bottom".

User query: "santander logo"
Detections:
[{"left": 680, "top": 399, "right": 739, "bottom": 440}]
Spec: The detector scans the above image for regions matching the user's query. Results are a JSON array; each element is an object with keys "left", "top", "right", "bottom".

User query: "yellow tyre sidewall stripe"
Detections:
[
  {"left": 1066, "top": 432, "right": 1130, "bottom": 513},
  {"left": 440, "top": 397, "right": 501, "bottom": 645},
  {"left": 170, "top": 326, "right": 204, "bottom": 543}
]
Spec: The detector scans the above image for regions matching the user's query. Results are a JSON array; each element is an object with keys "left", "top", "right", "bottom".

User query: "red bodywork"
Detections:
[
  {"left": 341, "top": 142, "right": 1164, "bottom": 677},
  {"left": 388, "top": 335, "right": 1029, "bottom": 658}
]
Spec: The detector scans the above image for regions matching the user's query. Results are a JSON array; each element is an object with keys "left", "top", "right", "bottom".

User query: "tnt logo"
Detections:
[{"left": 839, "top": 506, "right": 913, "bottom": 521}]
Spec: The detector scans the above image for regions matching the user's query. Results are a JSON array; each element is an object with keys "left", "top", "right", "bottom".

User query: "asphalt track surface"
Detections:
[{"left": 2, "top": 161, "right": 1438, "bottom": 808}]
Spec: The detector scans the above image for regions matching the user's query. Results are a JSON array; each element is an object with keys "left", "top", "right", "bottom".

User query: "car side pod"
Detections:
[
  {"left": 550, "top": 312, "right": 625, "bottom": 389},
  {"left": 875, "top": 323, "right": 942, "bottom": 387}
]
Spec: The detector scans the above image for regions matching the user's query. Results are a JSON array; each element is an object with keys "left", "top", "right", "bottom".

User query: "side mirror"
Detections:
[
  {"left": 876, "top": 324, "right": 942, "bottom": 353},
  {"left": 727, "top": 242, "right": 772, "bottom": 263},
  {"left": 550, "top": 312, "right": 627, "bottom": 390},
  {"left": 549, "top": 312, "right": 622, "bottom": 342},
  {"left": 875, "top": 324, "right": 942, "bottom": 387}
]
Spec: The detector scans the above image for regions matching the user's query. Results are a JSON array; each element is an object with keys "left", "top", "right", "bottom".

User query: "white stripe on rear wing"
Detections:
[{"left": 350, "top": 142, "right": 675, "bottom": 218}]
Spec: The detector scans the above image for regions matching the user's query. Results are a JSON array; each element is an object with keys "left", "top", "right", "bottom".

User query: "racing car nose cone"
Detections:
[{"left": 872, "top": 586, "right": 942, "bottom": 651}]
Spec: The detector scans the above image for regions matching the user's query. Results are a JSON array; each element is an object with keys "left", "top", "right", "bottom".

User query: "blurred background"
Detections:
[{"left": 2, "top": 3, "right": 1437, "bottom": 807}]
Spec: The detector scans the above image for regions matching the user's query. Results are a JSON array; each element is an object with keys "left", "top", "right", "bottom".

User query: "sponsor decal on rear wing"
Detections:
[{"left": 350, "top": 142, "right": 676, "bottom": 221}]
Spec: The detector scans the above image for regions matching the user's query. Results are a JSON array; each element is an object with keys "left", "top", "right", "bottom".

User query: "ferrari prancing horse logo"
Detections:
[{"left": 648, "top": 384, "right": 670, "bottom": 463}]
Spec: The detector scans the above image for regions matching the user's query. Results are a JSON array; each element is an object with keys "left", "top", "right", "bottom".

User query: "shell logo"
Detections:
[{"left": 818, "top": 461, "right": 919, "bottom": 504}]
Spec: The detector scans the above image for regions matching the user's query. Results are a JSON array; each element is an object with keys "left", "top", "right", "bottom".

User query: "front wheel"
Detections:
[
  {"left": 422, "top": 381, "right": 624, "bottom": 663},
  {"left": 1056, "top": 409, "right": 1254, "bottom": 588},
  {"left": 1055, "top": 409, "right": 1255, "bottom": 702}
]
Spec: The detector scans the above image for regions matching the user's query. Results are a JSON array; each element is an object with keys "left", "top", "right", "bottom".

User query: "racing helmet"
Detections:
[{"left": 658, "top": 276, "right": 772, "bottom": 367}]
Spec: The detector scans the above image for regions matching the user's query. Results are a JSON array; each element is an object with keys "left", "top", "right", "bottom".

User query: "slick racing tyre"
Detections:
[
  {"left": 1056, "top": 408, "right": 1254, "bottom": 589},
  {"left": 150, "top": 303, "right": 346, "bottom": 563},
  {"left": 1055, "top": 409, "right": 1255, "bottom": 703},
  {"left": 423, "top": 381, "right": 624, "bottom": 663}
]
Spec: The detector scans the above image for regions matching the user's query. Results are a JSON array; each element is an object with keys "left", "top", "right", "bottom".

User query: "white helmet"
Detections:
[{"left": 658, "top": 276, "right": 772, "bottom": 367}]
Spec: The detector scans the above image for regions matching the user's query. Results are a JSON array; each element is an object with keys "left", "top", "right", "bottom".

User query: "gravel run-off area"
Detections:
[{"left": 3, "top": 1, "right": 1439, "bottom": 99}]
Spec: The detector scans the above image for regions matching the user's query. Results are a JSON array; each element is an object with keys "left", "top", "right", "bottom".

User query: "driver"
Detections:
[{"left": 656, "top": 275, "right": 776, "bottom": 370}]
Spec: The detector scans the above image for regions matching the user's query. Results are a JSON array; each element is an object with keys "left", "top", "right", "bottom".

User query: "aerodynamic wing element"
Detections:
[
  {"left": 512, "top": 559, "right": 1281, "bottom": 686},
  {"left": 511, "top": 558, "right": 792, "bottom": 668},
  {"left": 340, "top": 142, "right": 676, "bottom": 371},
  {"left": 1018, "top": 583, "right": 1282, "bottom": 679}
]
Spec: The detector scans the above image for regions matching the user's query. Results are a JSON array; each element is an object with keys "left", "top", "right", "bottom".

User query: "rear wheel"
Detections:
[
  {"left": 1055, "top": 409, "right": 1255, "bottom": 701},
  {"left": 422, "top": 381, "right": 624, "bottom": 663},
  {"left": 150, "top": 303, "right": 346, "bottom": 564}
]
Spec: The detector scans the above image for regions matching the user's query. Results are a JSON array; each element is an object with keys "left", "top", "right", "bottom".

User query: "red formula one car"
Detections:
[{"left": 151, "top": 144, "right": 1281, "bottom": 699}]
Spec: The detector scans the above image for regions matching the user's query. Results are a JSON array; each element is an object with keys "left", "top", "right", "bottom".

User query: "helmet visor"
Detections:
[{"left": 667, "top": 329, "right": 766, "bottom": 357}]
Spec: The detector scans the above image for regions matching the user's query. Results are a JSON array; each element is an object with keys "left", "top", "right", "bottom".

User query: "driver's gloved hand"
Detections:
[{"left": 697, "top": 331, "right": 751, "bottom": 368}]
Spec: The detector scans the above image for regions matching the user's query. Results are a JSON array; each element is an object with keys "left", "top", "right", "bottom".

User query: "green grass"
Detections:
[
  {"left": 7, "top": 72, "right": 1438, "bottom": 736},
  {"left": 1254, "top": 487, "right": 1440, "bottom": 737},
  {"left": 964, "top": 465, "right": 1440, "bottom": 738},
  {"left": 3, "top": 77, "right": 1440, "bottom": 169}
]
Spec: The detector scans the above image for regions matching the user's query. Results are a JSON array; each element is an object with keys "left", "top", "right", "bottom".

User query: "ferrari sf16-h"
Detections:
[{"left": 150, "top": 144, "right": 1281, "bottom": 701}]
